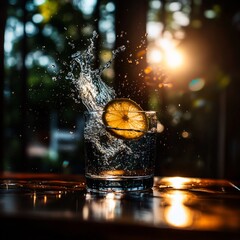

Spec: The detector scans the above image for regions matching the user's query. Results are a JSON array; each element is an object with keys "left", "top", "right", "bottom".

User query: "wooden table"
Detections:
[{"left": 0, "top": 173, "right": 240, "bottom": 240}]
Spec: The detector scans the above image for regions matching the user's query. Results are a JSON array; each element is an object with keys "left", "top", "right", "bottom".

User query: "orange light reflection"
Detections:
[
  {"left": 167, "top": 176, "right": 191, "bottom": 189},
  {"left": 164, "top": 191, "right": 193, "bottom": 228}
]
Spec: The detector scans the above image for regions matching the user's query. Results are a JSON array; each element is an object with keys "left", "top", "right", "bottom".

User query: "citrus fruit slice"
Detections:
[{"left": 102, "top": 98, "right": 148, "bottom": 140}]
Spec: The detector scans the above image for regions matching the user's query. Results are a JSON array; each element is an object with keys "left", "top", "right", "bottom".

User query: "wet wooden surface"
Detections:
[{"left": 0, "top": 173, "right": 240, "bottom": 240}]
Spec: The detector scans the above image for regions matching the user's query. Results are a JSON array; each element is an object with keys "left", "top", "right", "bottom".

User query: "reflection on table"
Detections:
[{"left": 0, "top": 173, "right": 240, "bottom": 240}]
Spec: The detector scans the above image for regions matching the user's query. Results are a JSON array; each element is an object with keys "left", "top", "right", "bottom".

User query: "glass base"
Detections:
[{"left": 86, "top": 175, "right": 153, "bottom": 192}]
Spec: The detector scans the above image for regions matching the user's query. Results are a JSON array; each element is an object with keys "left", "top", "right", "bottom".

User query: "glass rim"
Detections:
[{"left": 83, "top": 110, "right": 157, "bottom": 114}]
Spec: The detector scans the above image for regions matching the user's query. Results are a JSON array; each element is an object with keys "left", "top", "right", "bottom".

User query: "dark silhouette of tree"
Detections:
[
  {"left": 114, "top": 0, "right": 149, "bottom": 109},
  {"left": 0, "top": 0, "right": 7, "bottom": 171}
]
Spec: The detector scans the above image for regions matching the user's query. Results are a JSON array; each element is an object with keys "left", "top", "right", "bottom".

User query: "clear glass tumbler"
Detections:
[{"left": 84, "top": 110, "right": 157, "bottom": 192}]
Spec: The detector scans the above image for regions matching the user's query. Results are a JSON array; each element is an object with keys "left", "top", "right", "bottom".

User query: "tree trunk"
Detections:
[
  {"left": 0, "top": 0, "right": 7, "bottom": 171},
  {"left": 19, "top": 0, "right": 28, "bottom": 171}
]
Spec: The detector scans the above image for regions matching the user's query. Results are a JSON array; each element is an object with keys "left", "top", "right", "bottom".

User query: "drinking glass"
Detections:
[{"left": 84, "top": 110, "right": 157, "bottom": 192}]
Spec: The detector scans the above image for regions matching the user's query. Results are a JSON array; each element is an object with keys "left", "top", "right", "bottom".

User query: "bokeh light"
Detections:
[
  {"left": 189, "top": 78, "right": 205, "bottom": 91},
  {"left": 182, "top": 130, "right": 190, "bottom": 138},
  {"left": 193, "top": 99, "right": 206, "bottom": 108},
  {"left": 164, "top": 191, "right": 194, "bottom": 228},
  {"left": 147, "top": 35, "right": 184, "bottom": 70}
]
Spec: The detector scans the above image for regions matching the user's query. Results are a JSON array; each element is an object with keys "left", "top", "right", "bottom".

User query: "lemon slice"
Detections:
[{"left": 102, "top": 98, "right": 148, "bottom": 140}]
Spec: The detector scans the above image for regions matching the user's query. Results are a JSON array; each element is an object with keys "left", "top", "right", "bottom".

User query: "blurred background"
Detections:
[{"left": 0, "top": 0, "right": 240, "bottom": 180}]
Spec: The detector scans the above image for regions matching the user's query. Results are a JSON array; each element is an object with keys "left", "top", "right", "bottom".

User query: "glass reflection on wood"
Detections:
[
  {"left": 1, "top": 175, "right": 240, "bottom": 238},
  {"left": 83, "top": 192, "right": 121, "bottom": 220}
]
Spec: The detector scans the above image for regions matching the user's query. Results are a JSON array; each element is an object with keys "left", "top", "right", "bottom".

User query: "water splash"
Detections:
[
  {"left": 68, "top": 31, "right": 125, "bottom": 111},
  {"left": 67, "top": 32, "right": 131, "bottom": 161}
]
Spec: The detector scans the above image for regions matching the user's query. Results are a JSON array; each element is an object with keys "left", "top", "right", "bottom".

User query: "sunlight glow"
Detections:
[
  {"left": 165, "top": 49, "right": 183, "bottom": 68},
  {"left": 159, "top": 37, "right": 174, "bottom": 51},
  {"left": 147, "top": 22, "right": 163, "bottom": 39},
  {"left": 148, "top": 48, "right": 163, "bottom": 64},
  {"left": 167, "top": 177, "right": 190, "bottom": 189},
  {"left": 147, "top": 36, "right": 184, "bottom": 69}
]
